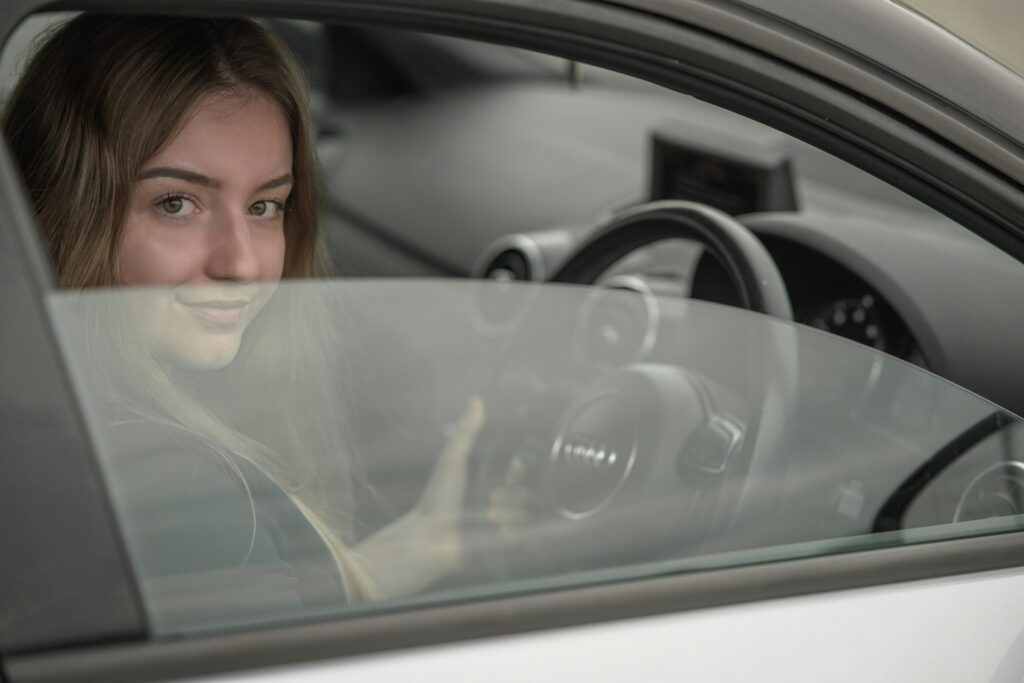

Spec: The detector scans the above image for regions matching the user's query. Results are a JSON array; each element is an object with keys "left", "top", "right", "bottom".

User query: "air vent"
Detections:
[
  {"left": 484, "top": 248, "right": 531, "bottom": 281},
  {"left": 472, "top": 233, "right": 563, "bottom": 282},
  {"left": 471, "top": 237, "right": 543, "bottom": 335}
]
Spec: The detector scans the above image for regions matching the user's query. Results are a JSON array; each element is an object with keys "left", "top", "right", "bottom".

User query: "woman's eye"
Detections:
[
  {"left": 249, "top": 200, "right": 284, "bottom": 219},
  {"left": 157, "top": 195, "right": 196, "bottom": 217}
]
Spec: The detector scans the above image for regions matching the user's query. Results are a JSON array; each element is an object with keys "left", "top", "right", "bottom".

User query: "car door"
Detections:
[{"left": 3, "top": 1, "right": 1024, "bottom": 682}]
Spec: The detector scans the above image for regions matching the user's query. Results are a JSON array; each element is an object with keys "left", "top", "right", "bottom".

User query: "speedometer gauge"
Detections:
[{"left": 808, "top": 295, "right": 887, "bottom": 352}]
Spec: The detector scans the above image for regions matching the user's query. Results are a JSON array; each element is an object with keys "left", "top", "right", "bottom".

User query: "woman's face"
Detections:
[{"left": 118, "top": 91, "right": 292, "bottom": 370}]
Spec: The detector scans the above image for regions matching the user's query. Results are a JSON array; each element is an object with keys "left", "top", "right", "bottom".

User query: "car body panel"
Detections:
[{"left": 192, "top": 566, "right": 1024, "bottom": 683}]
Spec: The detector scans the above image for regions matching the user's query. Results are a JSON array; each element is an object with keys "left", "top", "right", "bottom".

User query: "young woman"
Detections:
[{"left": 3, "top": 13, "right": 482, "bottom": 626}]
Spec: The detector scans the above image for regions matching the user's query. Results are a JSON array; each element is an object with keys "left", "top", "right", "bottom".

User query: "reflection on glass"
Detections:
[{"left": 48, "top": 280, "right": 1024, "bottom": 636}]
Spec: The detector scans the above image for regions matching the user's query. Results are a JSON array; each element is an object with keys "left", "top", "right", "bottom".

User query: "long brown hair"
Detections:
[
  {"left": 3, "top": 13, "right": 324, "bottom": 286},
  {"left": 3, "top": 14, "right": 375, "bottom": 600}
]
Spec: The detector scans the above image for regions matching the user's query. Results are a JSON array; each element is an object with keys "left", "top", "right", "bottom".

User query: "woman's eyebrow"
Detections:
[
  {"left": 137, "top": 167, "right": 293, "bottom": 191},
  {"left": 138, "top": 167, "right": 220, "bottom": 187},
  {"left": 255, "top": 173, "right": 293, "bottom": 192}
]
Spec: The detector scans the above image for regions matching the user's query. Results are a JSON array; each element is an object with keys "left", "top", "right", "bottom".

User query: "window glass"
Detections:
[
  {"left": 10, "top": 15, "right": 1024, "bottom": 637},
  {"left": 46, "top": 280, "right": 1024, "bottom": 634}
]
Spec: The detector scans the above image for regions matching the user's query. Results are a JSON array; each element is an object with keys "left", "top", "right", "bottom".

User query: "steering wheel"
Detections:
[
  {"left": 551, "top": 200, "right": 792, "bottom": 319},
  {"left": 465, "top": 201, "right": 798, "bottom": 578}
]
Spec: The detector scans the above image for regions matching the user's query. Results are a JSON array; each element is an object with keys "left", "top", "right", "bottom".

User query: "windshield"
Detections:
[{"left": 48, "top": 280, "right": 1024, "bottom": 635}]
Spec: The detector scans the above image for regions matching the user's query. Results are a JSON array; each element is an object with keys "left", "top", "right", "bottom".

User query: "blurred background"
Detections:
[{"left": 901, "top": 0, "right": 1023, "bottom": 75}]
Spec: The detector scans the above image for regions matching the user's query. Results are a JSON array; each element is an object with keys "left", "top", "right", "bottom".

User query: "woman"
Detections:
[{"left": 3, "top": 13, "right": 482, "bottom": 626}]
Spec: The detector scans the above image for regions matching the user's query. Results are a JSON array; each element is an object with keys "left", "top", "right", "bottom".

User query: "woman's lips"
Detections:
[{"left": 179, "top": 299, "right": 248, "bottom": 325}]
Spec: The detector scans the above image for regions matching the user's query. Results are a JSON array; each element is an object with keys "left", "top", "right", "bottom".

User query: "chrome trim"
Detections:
[{"left": 549, "top": 389, "right": 640, "bottom": 521}]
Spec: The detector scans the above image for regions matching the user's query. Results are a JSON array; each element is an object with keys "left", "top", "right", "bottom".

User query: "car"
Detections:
[{"left": 3, "top": 0, "right": 1024, "bottom": 681}]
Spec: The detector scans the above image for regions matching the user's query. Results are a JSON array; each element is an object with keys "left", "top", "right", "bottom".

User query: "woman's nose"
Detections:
[{"left": 204, "top": 210, "right": 262, "bottom": 282}]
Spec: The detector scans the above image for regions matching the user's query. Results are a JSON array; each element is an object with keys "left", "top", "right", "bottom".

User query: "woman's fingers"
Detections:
[
  {"left": 359, "top": 397, "right": 485, "bottom": 591},
  {"left": 487, "top": 485, "right": 531, "bottom": 527},
  {"left": 504, "top": 454, "right": 527, "bottom": 485},
  {"left": 443, "top": 396, "right": 485, "bottom": 465},
  {"left": 486, "top": 454, "right": 532, "bottom": 533},
  {"left": 419, "top": 397, "right": 485, "bottom": 514}
]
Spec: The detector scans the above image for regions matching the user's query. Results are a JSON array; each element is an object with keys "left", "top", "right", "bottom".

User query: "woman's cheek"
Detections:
[
  {"left": 118, "top": 217, "right": 206, "bottom": 286},
  {"left": 257, "top": 224, "right": 287, "bottom": 281}
]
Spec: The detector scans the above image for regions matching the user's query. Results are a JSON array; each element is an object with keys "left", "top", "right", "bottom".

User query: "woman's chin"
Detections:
[
  {"left": 134, "top": 292, "right": 259, "bottom": 371},
  {"left": 157, "top": 334, "right": 244, "bottom": 371}
]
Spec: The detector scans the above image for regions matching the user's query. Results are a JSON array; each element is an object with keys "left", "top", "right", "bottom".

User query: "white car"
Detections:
[{"left": 3, "top": 1, "right": 1024, "bottom": 681}]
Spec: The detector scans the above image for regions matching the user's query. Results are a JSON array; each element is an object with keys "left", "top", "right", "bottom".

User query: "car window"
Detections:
[{"left": 6, "top": 13, "right": 1024, "bottom": 642}]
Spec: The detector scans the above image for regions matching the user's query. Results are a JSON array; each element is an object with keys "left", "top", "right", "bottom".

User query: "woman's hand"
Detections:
[
  {"left": 487, "top": 454, "right": 531, "bottom": 536},
  {"left": 354, "top": 398, "right": 485, "bottom": 598}
]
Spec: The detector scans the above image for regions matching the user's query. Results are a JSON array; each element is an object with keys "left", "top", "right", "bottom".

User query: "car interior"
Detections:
[{"left": 259, "top": 18, "right": 1024, "bottom": 539}]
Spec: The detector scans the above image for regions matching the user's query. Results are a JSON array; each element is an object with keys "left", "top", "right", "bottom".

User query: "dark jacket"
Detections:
[{"left": 102, "top": 420, "right": 346, "bottom": 634}]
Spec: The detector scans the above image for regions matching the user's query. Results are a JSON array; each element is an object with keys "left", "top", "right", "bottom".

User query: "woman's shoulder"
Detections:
[
  {"left": 95, "top": 418, "right": 347, "bottom": 622},
  {"left": 103, "top": 418, "right": 239, "bottom": 481},
  {"left": 99, "top": 419, "right": 266, "bottom": 573}
]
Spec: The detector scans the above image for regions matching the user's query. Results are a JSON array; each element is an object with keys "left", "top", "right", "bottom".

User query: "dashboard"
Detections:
[
  {"left": 465, "top": 125, "right": 1023, "bottom": 416},
  {"left": 305, "top": 27, "right": 1024, "bottom": 420},
  {"left": 691, "top": 234, "right": 925, "bottom": 366}
]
